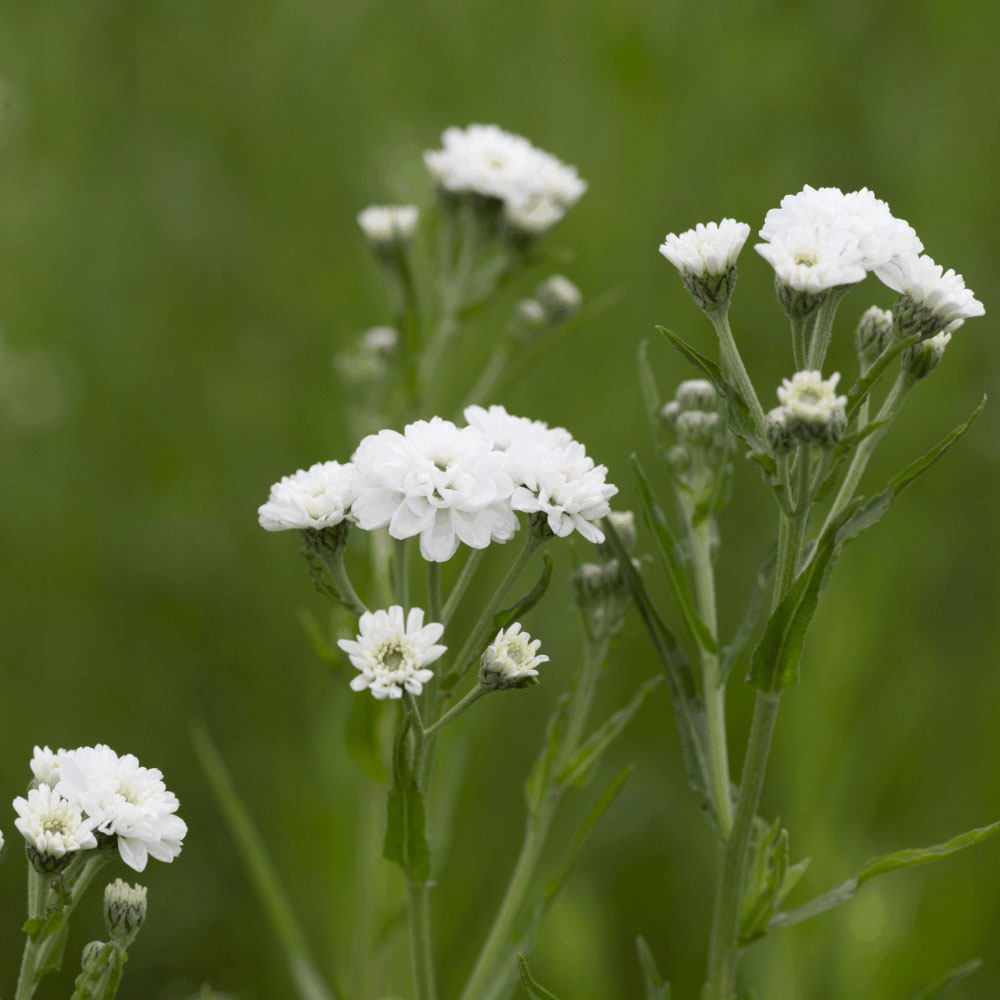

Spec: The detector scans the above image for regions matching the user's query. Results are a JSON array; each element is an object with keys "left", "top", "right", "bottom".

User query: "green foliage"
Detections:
[
  {"left": 908, "top": 959, "right": 983, "bottom": 1000},
  {"left": 494, "top": 553, "right": 554, "bottom": 631},
  {"left": 635, "top": 936, "right": 671, "bottom": 1000},
  {"left": 739, "top": 817, "right": 810, "bottom": 945},
  {"left": 518, "top": 954, "right": 563, "bottom": 1000},
  {"left": 383, "top": 715, "right": 430, "bottom": 883}
]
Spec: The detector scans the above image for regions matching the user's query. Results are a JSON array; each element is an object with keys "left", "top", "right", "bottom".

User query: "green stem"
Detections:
[
  {"left": 427, "top": 561, "right": 443, "bottom": 624},
  {"left": 407, "top": 880, "right": 436, "bottom": 1000},
  {"left": 462, "top": 341, "right": 511, "bottom": 410},
  {"left": 315, "top": 545, "right": 368, "bottom": 618},
  {"left": 442, "top": 549, "right": 485, "bottom": 625},
  {"left": 445, "top": 531, "right": 544, "bottom": 687},
  {"left": 423, "top": 683, "right": 487, "bottom": 738},
  {"left": 708, "top": 309, "right": 769, "bottom": 442},
  {"left": 789, "top": 312, "right": 813, "bottom": 370},
  {"left": 391, "top": 245, "right": 423, "bottom": 417},
  {"left": 805, "top": 286, "right": 849, "bottom": 371},
  {"left": 351, "top": 781, "right": 383, "bottom": 1000},
  {"left": 689, "top": 515, "right": 733, "bottom": 838}
]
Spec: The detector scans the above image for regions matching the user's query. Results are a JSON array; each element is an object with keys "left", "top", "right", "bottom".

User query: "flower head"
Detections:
[
  {"left": 659, "top": 219, "right": 751, "bottom": 278},
  {"left": 877, "top": 253, "right": 985, "bottom": 338},
  {"left": 480, "top": 622, "right": 548, "bottom": 689},
  {"left": 350, "top": 417, "right": 517, "bottom": 562},
  {"left": 31, "top": 745, "right": 69, "bottom": 788},
  {"left": 424, "top": 124, "right": 585, "bottom": 219},
  {"left": 338, "top": 605, "right": 446, "bottom": 700},
  {"left": 463, "top": 404, "right": 572, "bottom": 454},
  {"left": 258, "top": 461, "right": 356, "bottom": 532},
  {"left": 855, "top": 306, "right": 894, "bottom": 362},
  {"left": 104, "top": 878, "right": 148, "bottom": 945},
  {"left": 756, "top": 226, "right": 867, "bottom": 294},
  {"left": 776, "top": 370, "right": 847, "bottom": 445},
  {"left": 357, "top": 204, "right": 419, "bottom": 248},
  {"left": 509, "top": 440, "right": 618, "bottom": 544},
  {"left": 14, "top": 784, "right": 98, "bottom": 859},
  {"left": 56, "top": 745, "right": 187, "bottom": 872}
]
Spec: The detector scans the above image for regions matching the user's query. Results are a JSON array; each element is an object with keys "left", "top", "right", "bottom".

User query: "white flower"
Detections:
[
  {"left": 424, "top": 124, "right": 586, "bottom": 213},
  {"left": 338, "top": 605, "right": 446, "bottom": 700},
  {"left": 31, "top": 745, "right": 69, "bottom": 787},
  {"left": 463, "top": 404, "right": 573, "bottom": 454},
  {"left": 350, "top": 417, "right": 517, "bottom": 562},
  {"left": 776, "top": 370, "right": 847, "bottom": 424},
  {"left": 760, "top": 185, "right": 922, "bottom": 271},
  {"left": 357, "top": 204, "right": 419, "bottom": 246},
  {"left": 876, "top": 252, "right": 985, "bottom": 327},
  {"left": 756, "top": 226, "right": 867, "bottom": 292},
  {"left": 258, "top": 461, "right": 356, "bottom": 532},
  {"left": 13, "top": 784, "right": 98, "bottom": 858},
  {"left": 480, "top": 622, "right": 548, "bottom": 688},
  {"left": 504, "top": 194, "right": 566, "bottom": 235},
  {"left": 510, "top": 440, "right": 618, "bottom": 544},
  {"left": 56, "top": 745, "right": 187, "bottom": 872},
  {"left": 659, "top": 219, "right": 751, "bottom": 277}
]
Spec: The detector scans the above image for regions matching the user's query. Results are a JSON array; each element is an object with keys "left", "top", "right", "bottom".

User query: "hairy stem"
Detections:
[{"left": 709, "top": 309, "right": 769, "bottom": 441}]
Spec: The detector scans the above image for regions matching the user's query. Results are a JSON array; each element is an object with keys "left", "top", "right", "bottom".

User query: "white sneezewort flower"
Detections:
[
  {"left": 356, "top": 204, "right": 419, "bottom": 246},
  {"left": 876, "top": 252, "right": 985, "bottom": 334},
  {"left": 777, "top": 371, "right": 847, "bottom": 424},
  {"left": 659, "top": 219, "right": 751, "bottom": 277},
  {"left": 760, "top": 185, "right": 923, "bottom": 272},
  {"left": 31, "top": 745, "right": 69, "bottom": 787},
  {"left": 480, "top": 622, "right": 548, "bottom": 688},
  {"left": 350, "top": 417, "right": 517, "bottom": 562},
  {"left": 756, "top": 226, "right": 867, "bottom": 292},
  {"left": 258, "top": 461, "right": 356, "bottom": 532},
  {"left": 56, "top": 745, "right": 187, "bottom": 872},
  {"left": 14, "top": 784, "right": 99, "bottom": 858},
  {"left": 424, "top": 124, "right": 586, "bottom": 219},
  {"left": 338, "top": 605, "right": 446, "bottom": 700},
  {"left": 509, "top": 439, "right": 618, "bottom": 544},
  {"left": 464, "top": 404, "right": 573, "bottom": 453}
]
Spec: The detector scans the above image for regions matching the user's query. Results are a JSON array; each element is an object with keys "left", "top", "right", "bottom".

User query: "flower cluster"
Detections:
[
  {"left": 259, "top": 404, "right": 617, "bottom": 561},
  {"left": 423, "top": 124, "right": 586, "bottom": 234},
  {"left": 660, "top": 379, "right": 730, "bottom": 485},
  {"left": 13, "top": 744, "right": 187, "bottom": 872}
]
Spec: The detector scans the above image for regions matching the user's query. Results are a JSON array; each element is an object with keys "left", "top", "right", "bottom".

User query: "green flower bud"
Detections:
[
  {"left": 765, "top": 407, "right": 794, "bottom": 454},
  {"left": 535, "top": 275, "right": 581, "bottom": 324},
  {"left": 675, "top": 379, "right": 717, "bottom": 413},
  {"left": 901, "top": 329, "right": 952, "bottom": 381},
  {"left": 855, "top": 306, "right": 893, "bottom": 364},
  {"left": 675, "top": 410, "right": 720, "bottom": 447},
  {"left": 660, "top": 400, "right": 680, "bottom": 429},
  {"left": 104, "top": 879, "right": 147, "bottom": 948}
]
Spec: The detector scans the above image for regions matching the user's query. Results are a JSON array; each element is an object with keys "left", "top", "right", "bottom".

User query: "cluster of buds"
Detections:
[
  {"left": 512, "top": 274, "right": 582, "bottom": 339},
  {"left": 767, "top": 371, "right": 847, "bottom": 451},
  {"left": 574, "top": 511, "right": 637, "bottom": 642},
  {"left": 356, "top": 204, "right": 419, "bottom": 259},
  {"left": 74, "top": 880, "right": 149, "bottom": 995},
  {"left": 660, "top": 380, "right": 731, "bottom": 488}
]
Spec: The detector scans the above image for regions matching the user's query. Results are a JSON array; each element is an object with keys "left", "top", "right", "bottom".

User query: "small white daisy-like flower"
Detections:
[
  {"left": 57, "top": 745, "right": 187, "bottom": 872},
  {"left": 424, "top": 124, "right": 586, "bottom": 213},
  {"left": 356, "top": 204, "right": 419, "bottom": 247},
  {"left": 350, "top": 417, "right": 517, "bottom": 562},
  {"left": 338, "top": 605, "right": 446, "bottom": 700},
  {"left": 30, "top": 745, "right": 69, "bottom": 788},
  {"left": 509, "top": 440, "right": 618, "bottom": 544},
  {"left": 258, "top": 461, "right": 356, "bottom": 532},
  {"left": 876, "top": 252, "right": 985, "bottom": 337},
  {"left": 659, "top": 219, "right": 751, "bottom": 278},
  {"left": 776, "top": 370, "right": 847, "bottom": 424},
  {"left": 480, "top": 622, "right": 548, "bottom": 689},
  {"left": 13, "top": 784, "right": 99, "bottom": 858},
  {"left": 463, "top": 404, "right": 573, "bottom": 454},
  {"left": 755, "top": 227, "right": 867, "bottom": 293}
]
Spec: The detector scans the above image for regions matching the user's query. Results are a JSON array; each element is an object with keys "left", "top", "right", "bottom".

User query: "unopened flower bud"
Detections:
[
  {"left": 675, "top": 410, "right": 719, "bottom": 446},
  {"left": 659, "top": 220, "right": 750, "bottom": 313},
  {"left": 666, "top": 444, "right": 690, "bottom": 474},
  {"left": 604, "top": 511, "right": 637, "bottom": 554},
  {"left": 356, "top": 204, "right": 419, "bottom": 252},
  {"left": 360, "top": 326, "right": 398, "bottom": 359},
  {"left": 81, "top": 941, "right": 107, "bottom": 969},
  {"left": 479, "top": 622, "right": 547, "bottom": 690},
  {"left": 660, "top": 400, "right": 680, "bottom": 429},
  {"left": 765, "top": 407, "right": 794, "bottom": 454},
  {"left": 675, "top": 379, "right": 717, "bottom": 413},
  {"left": 513, "top": 298, "right": 547, "bottom": 335},
  {"left": 776, "top": 370, "right": 847, "bottom": 448},
  {"left": 901, "top": 329, "right": 952, "bottom": 382},
  {"left": 104, "top": 879, "right": 147, "bottom": 947},
  {"left": 535, "top": 275, "right": 582, "bottom": 324},
  {"left": 855, "top": 306, "right": 893, "bottom": 364}
]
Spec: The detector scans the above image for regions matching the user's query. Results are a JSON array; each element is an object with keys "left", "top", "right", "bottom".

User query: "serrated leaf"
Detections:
[
  {"left": 636, "top": 936, "right": 671, "bottom": 1000},
  {"left": 770, "top": 818, "right": 1000, "bottom": 931},
  {"left": 558, "top": 677, "right": 663, "bottom": 788},
  {"left": 344, "top": 692, "right": 387, "bottom": 782},
  {"left": 524, "top": 693, "right": 570, "bottom": 820},
  {"left": 494, "top": 554, "right": 553, "bottom": 631},
  {"left": 908, "top": 959, "right": 983, "bottom": 1000},
  {"left": 518, "top": 955, "right": 563, "bottom": 1000},
  {"left": 632, "top": 456, "right": 717, "bottom": 653},
  {"left": 656, "top": 325, "right": 759, "bottom": 448}
]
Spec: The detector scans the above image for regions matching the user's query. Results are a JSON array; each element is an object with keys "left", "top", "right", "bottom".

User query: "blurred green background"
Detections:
[{"left": 1, "top": 0, "right": 998, "bottom": 997}]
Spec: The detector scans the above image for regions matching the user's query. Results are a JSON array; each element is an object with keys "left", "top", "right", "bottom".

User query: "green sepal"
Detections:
[
  {"left": 383, "top": 714, "right": 430, "bottom": 882},
  {"left": 518, "top": 955, "right": 563, "bottom": 1000},
  {"left": 656, "top": 325, "right": 760, "bottom": 449},
  {"left": 636, "top": 935, "right": 671, "bottom": 1000},
  {"left": 770, "top": 817, "right": 1000, "bottom": 931},
  {"left": 557, "top": 677, "right": 663, "bottom": 788},
  {"left": 632, "top": 455, "right": 717, "bottom": 653},
  {"left": 494, "top": 554, "right": 553, "bottom": 631},
  {"left": 908, "top": 959, "right": 983, "bottom": 1000}
]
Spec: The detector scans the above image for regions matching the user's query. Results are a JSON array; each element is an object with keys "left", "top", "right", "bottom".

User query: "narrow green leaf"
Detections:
[
  {"left": 344, "top": 693, "right": 388, "bottom": 782},
  {"left": 382, "top": 715, "right": 410, "bottom": 872},
  {"left": 518, "top": 955, "right": 563, "bottom": 1000},
  {"left": 524, "top": 693, "right": 570, "bottom": 820},
  {"left": 844, "top": 336, "right": 916, "bottom": 419},
  {"left": 558, "top": 677, "right": 664, "bottom": 788},
  {"left": 632, "top": 455, "right": 717, "bottom": 653},
  {"left": 190, "top": 723, "right": 336, "bottom": 1000},
  {"left": 637, "top": 339, "right": 670, "bottom": 458},
  {"left": 636, "top": 936, "right": 671, "bottom": 1000},
  {"left": 405, "top": 778, "right": 431, "bottom": 884},
  {"left": 494, "top": 554, "right": 553, "bottom": 630},
  {"left": 770, "top": 818, "right": 1000, "bottom": 931},
  {"left": 908, "top": 959, "right": 983, "bottom": 1000},
  {"left": 720, "top": 543, "right": 775, "bottom": 682},
  {"left": 36, "top": 918, "right": 70, "bottom": 975}
]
